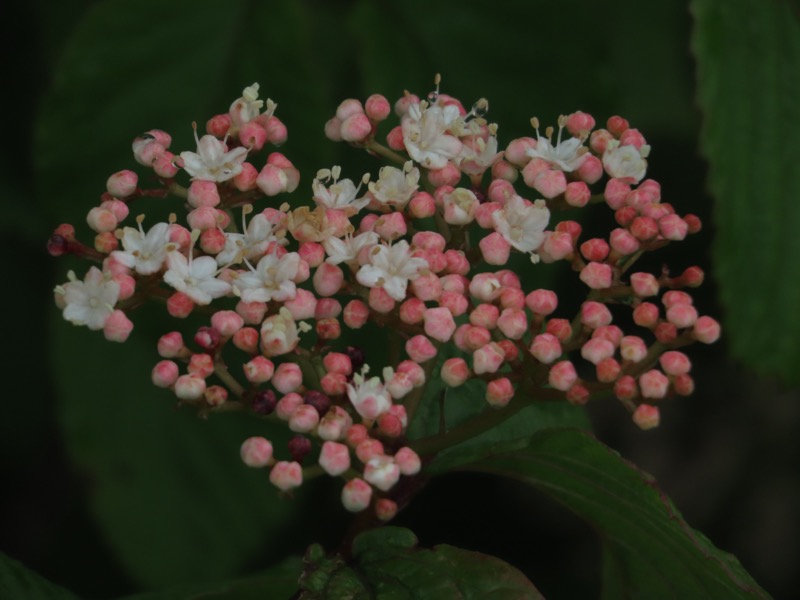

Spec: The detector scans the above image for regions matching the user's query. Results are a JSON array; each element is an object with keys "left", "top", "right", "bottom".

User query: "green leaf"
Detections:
[
  {"left": 299, "top": 527, "right": 542, "bottom": 599},
  {"left": 0, "top": 553, "right": 79, "bottom": 600},
  {"left": 466, "top": 428, "right": 769, "bottom": 599},
  {"left": 50, "top": 313, "right": 297, "bottom": 588},
  {"left": 121, "top": 556, "right": 302, "bottom": 599},
  {"left": 692, "top": 0, "right": 800, "bottom": 381}
]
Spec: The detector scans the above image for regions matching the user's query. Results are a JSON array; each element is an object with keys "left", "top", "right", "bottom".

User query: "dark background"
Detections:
[{"left": 1, "top": 0, "right": 798, "bottom": 598}]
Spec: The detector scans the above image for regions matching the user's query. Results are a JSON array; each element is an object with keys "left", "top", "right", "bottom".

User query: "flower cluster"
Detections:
[{"left": 50, "top": 78, "right": 719, "bottom": 521}]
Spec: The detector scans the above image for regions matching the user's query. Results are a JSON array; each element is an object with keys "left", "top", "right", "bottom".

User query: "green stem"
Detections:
[{"left": 365, "top": 141, "right": 408, "bottom": 166}]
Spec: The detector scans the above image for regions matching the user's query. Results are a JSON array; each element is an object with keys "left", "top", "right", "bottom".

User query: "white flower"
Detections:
[
  {"left": 492, "top": 195, "right": 550, "bottom": 258},
  {"left": 260, "top": 307, "right": 308, "bottom": 357},
  {"left": 216, "top": 210, "right": 284, "bottom": 266},
  {"left": 347, "top": 368, "right": 392, "bottom": 420},
  {"left": 228, "top": 82, "right": 276, "bottom": 125},
  {"left": 356, "top": 240, "right": 428, "bottom": 301},
  {"left": 232, "top": 251, "right": 301, "bottom": 303},
  {"left": 401, "top": 101, "right": 462, "bottom": 169},
  {"left": 163, "top": 250, "right": 231, "bottom": 305},
  {"left": 180, "top": 127, "right": 248, "bottom": 182},
  {"left": 323, "top": 231, "right": 379, "bottom": 265},
  {"left": 602, "top": 140, "right": 649, "bottom": 183},
  {"left": 112, "top": 220, "right": 175, "bottom": 275},
  {"left": 368, "top": 163, "right": 419, "bottom": 208},
  {"left": 525, "top": 118, "right": 587, "bottom": 172},
  {"left": 442, "top": 188, "right": 479, "bottom": 225},
  {"left": 457, "top": 135, "right": 502, "bottom": 176},
  {"left": 312, "top": 166, "right": 370, "bottom": 214},
  {"left": 55, "top": 267, "right": 120, "bottom": 330}
]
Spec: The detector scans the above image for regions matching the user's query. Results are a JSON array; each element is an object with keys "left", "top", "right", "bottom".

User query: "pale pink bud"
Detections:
[
  {"left": 273, "top": 362, "right": 303, "bottom": 394},
  {"left": 428, "top": 163, "right": 462, "bottom": 187},
  {"left": 263, "top": 116, "right": 288, "bottom": 146},
  {"left": 408, "top": 192, "right": 436, "bottom": 218},
  {"left": 505, "top": 137, "right": 536, "bottom": 167},
  {"left": 341, "top": 478, "right": 372, "bottom": 512},
  {"left": 581, "top": 338, "right": 615, "bottom": 365},
  {"left": 540, "top": 231, "right": 574, "bottom": 262},
  {"left": 385, "top": 371, "right": 414, "bottom": 401},
  {"left": 316, "top": 317, "right": 341, "bottom": 340},
  {"left": 386, "top": 125, "right": 405, "bottom": 150},
  {"left": 469, "top": 304, "right": 498, "bottom": 329},
  {"left": 365, "top": 94, "right": 391, "bottom": 121},
  {"left": 167, "top": 292, "right": 194, "bottom": 318},
  {"left": 630, "top": 216, "right": 659, "bottom": 242},
  {"left": 533, "top": 169, "right": 567, "bottom": 199},
  {"left": 639, "top": 369, "right": 669, "bottom": 399},
  {"left": 469, "top": 273, "right": 502, "bottom": 302},
  {"left": 269, "top": 461, "right": 303, "bottom": 491},
  {"left": 529, "top": 333, "right": 561, "bottom": 364},
  {"left": 393, "top": 447, "right": 420, "bottom": 476},
  {"left": 243, "top": 356, "right": 274, "bottom": 383},
  {"left": 240, "top": 437, "right": 273, "bottom": 468},
  {"left": 355, "top": 439, "right": 384, "bottom": 464},
  {"left": 523, "top": 290, "right": 556, "bottom": 317},
  {"left": 187, "top": 180, "right": 220, "bottom": 208},
  {"left": 562, "top": 181, "right": 589, "bottom": 208},
  {"left": 106, "top": 170, "right": 138, "bottom": 198},
  {"left": 239, "top": 121, "right": 268, "bottom": 150},
  {"left": 423, "top": 307, "right": 456, "bottom": 342},
  {"left": 655, "top": 322, "right": 678, "bottom": 344},
  {"left": 521, "top": 157, "right": 550, "bottom": 187},
  {"left": 443, "top": 250, "right": 470, "bottom": 275},
  {"left": 659, "top": 351, "right": 692, "bottom": 376},
  {"left": 233, "top": 162, "right": 259, "bottom": 191},
  {"left": 100, "top": 199, "right": 128, "bottom": 222},
  {"left": 580, "top": 238, "right": 609, "bottom": 262},
  {"left": 566, "top": 111, "right": 596, "bottom": 136},
  {"left": 581, "top": 301, "right": 613, "bottom": 329},
  {"left": 86, "top": 207, "right": 117, "bottom": 233},
  {"left": 439, "top": 291, "right": 469, "bottom": 316},
  {"left": 620, "top": 336, "right": 648, "bottom": 362},
  {"left": 188, "top": 353, "right": 214, "bottom": 378},
  {"left": 658, "top": 214, "right": 688, "bottom": 241},
  {"left": 341, "top": 113, "right": 372, "bottom": 142},
  {"left": 580, "top": 262, "right": 613, "bottom": 289},
  {"left": 662, "top": 290, "right": 693, "bottom": 308},
  {"left": 210, "top": 310, "right": 244, "bottom": 337},
  {"left": 486, "top": 377, "right": 514, "bottom": 408},
  {"left": 297, "top": 242, "right": 324, "bottom": 268},
  {"left": 592, "top": 325, "right": 623, "bottom": 347},
  {"left": 233, "top": 327, "right": 259, "bottom": 353},
  {"left": 276, "top": 392, "right": 304, "bottom": 421},
  {"left": 151, "top": 360, "right": 179, "bottom": 388},
  {"left": 566, "top": 383, "right": 590, "bottom": 405},
  {"left": 396, "top": 298, "right": 424, "bottom": 325},
  {"left": 693, "top": 316, "right": 721, "bottom": 344},
  {"left": 596, "top": 357, "right": 621, "bottom": 383},
  {"left": 186, "top": 206, "right": 219, "bottom": 230},
  {"left": 324, "top": 117, "right": 342, "bottom": 141},
  {"left": 549, "top": 360, "right": 578, "bottom": 391},
  {"left": 497, "top": 308, "right": 527, "bottom": 340},
  {"left": 322, "top": 352, "right": 351, "bottom": 376},
  {"left": 368, "top": 287, "right": 396, "bottom": 313},
  {"left": 343, "top": 300, "right": 369, "bottom": 329},
  {"left": 199, "top": 228, "right": 225, "bottom": 254},
  {"left": 313, "top": 262, "right": 344, "bottom": 297},
  {"left": 603, "top": 178, "right": 631, "bottom": 209},
  {"left": 152, "top": 152, "right": 178, "bottom": 178},
  {"left": 397, "top": 360, "right": 426, "bottom": 387},
  {"left": 609, "top": 228, "right": 640, "bottom": 255},
  {"left": 614, "top": 375, "right": 638, "bottom": 400},
  {"left": 455, "top": 324, "right": 492, "bottom": 352},
  {"left": 615, "top": 206, "right": 637, "bottom": 227},
  {"left": 374, "top": 212, "right": 407, "bottom": 241},
  {"left": 473, "top": 342, "right": 505, "bottom": 375},
  {"left": 174, "top": 374, "right": 206, "bottom": 400},
  {"left": 364, "top": 455, "right": 400, "bottom": 492},
  {"left": 674, "top": 373, "right": 695, "bottom": 396},
  {"left": 406, "top": 334, "right": 437, "bottom": 363},
  {"left": 666, "top": 304, "right": 698, "bottom": 329},
  {"left": 346, "top": 424, "right": 369, "bottom": 448},
  {"left": 336, "top": 98, "right": 364, "bottom": 120},
  {"left": 441, "top": 357, "right": 469, "bottom": 387},
  {"left": 289, "top": 404, "right": 320, "bottom": 433},
  {"left": 158, "top": 331, "right": 185, "bottom": 358},
  {"left": 479, "top": 232, "right": 511, "bottom": 265},
  {"left": 632, "top": 404, "right": 660, "bottom": 430},
  {"left": 633, "top": 302, "right": 660, "bottom": 327},
  {"left": 93, "top": 232, "right": 118, "bottom": 254},
  {"left": 544, "top": 318, "right": 570, "bottom": 341},
  {"left": 321, "top": 372, "right": 348, "bottom": 396},
  {"left": 283, "top": 289, "right": 317, "bottom": 321},
  {"left": 318, "top": 441, "right": 351, "bottom": 476},
  {"left": 411, "top": 273, "right": 442, "bottom": 302},
  {"left": 103, "top": 310, "right": 133, "bottom": 342},
  {"left": 256, "top": 164, "right": 289, "bottom": 196},
  {"left": 630, "top": 272, "right": 659, "bottom": 297}
]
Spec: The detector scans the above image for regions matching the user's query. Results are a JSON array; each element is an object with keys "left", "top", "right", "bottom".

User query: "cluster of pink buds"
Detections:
[{"left": 50, "top": 76, "right": 719, "bottom": 520}]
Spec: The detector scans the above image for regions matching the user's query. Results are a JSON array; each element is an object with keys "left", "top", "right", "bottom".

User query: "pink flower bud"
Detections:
[
  {"left": 632, "top": 404, "right": 660, "bottom": 430},
  {"left": 693, "top": 316, "right": 721, "bottom": 344},
  {"left": 604, "top": 178, "right": 632, "bottom": 209},
  {"left": 365, "top": 94, "right": 391, "bottom": 121},
  {"left": 524, "top": 289, "right": 557, "bottom": 315},
  {"left": 428, "top": 163, "right": 462, "bottom": 187},
  {"left": 540, "top": 231, "right": 574, "bottom": 262},
  {"left": 546, "top": 318, "right": 572, "bottom": 341},
  {"left": 609, "top": 228, "right": 640, "bottom": 256},
  {"left": 289, "top": 404, "right": 320, "bottom": 433},
  {"left": 423, "top": 307, "right": 456, "bottom": 342},
  {"left": 479, "top": 232, "right": 511, "bottom": 265},
  {"left": 684, "top": 214, "right": 703, "bottom": 233},
  {"left": 469, "top": 304, "right": 498, "bottom": 329},
  {"left": 233, "top": 162, "right": 259, "bottom": 191},
  {"left": 549, "top": 360, "right": 578, "bottom": 391},
  {"left": 355, "top": 438, "right": 384, "bottom": 464},
  {"left": 313, "top": 262, "right": 344, "bottom": 297},
  {"left": 580, "top": 238, "right": 609, "bottom": 262},
  {"left": 106, "top": 170, "right": 138, "bottom": 198},
  {"left": 210, "top": 310, "right": 244, "bottom": 337},
  {"left": 411, "top": 273, "right": 443, "bottom": 302},
  {"left": 276, "top": 392, "right": 304, "bottom": 421},
  {"left": 341, "top": 478, "right": 372, "bottom": 512},
  {"left": 469, "top": 273, "right": 502, "bottom": 302},
  {"left": 639, "top": 369, "right": 669, "bottom": 399},
  {"left": 263, "top": 116, "right": 288, "bottom": 146},
  {"left": 322, "top": 352, "right": 352, "bottom": 376},
  {"left": 273, "top": 362, "right": 303, "bottom": 394},
  {"left": 233, "top": 327, "right": 259, "bottom": 353},
  {"left": 575, "top": 154, "right": 603, "bottom": 184},
  {"left": 269, "top": 461, "right": 303, "bottom": 491},
  {"left": 368, "top": 287, "right": 396, "bottom": 313},
  {"left": 660, "top": 351, "right": 692, "bottom": 376},
  {"left": 658, "top": 214, "right": 688, "bottom": 241},
  {"left": 505, "top": 137, "right": 536, "bottom": 167},
  {"left": 630, "top": 272, "right": 659, "bottom": 297},
  {"left": 581, "top": 338, "right": 615, "bottom": 365},
  {"left": 441, "top": 357, "right": 470, "bottom": 387},
  {"left": 408, "top": 192, "right": 436, "bottom": 218},
  {"left": 666, "top": 304, "right": 698, "bottom": 329},
  {"left": 655, "top": 322, "right": 678, "bottom": 344},
  {"left": 319, "top": 441, "right": 351, "bottom": 476},
  {"left": 158, "top": 331, "right": 185, "bottom": 358},
  {"left": 566, "top": 383, "right": 590, "bottom": 405},
  {"left": 377, "top": 412, "right": 404, "bottom": 437},
  {"left": 486, "top": 377, "right": 514, "bottom": 408},
  {"left": 443, "top": 250, "right": 470, "bottom": 275},
  {"left": 240, "top": 437, "right": 273, "bottom": 468},
  {"left": 581, "top": 301, "right": 612, "bottom": 329},
  {"left": 580, "top": 262, "right": 613, "bottom": 289},
  {"left": 336, "top": 98, "right": 364, "bottom": 120},
  {"left": 630, "top": 216, "right": 659, "bottom": 242},
  {"left": 239, "top": 121, "right": 268, "bottom": 150},
  {"left": 596, "top": 357, "right": 621, "bottom": 383},
  {"left": 473, "top": 342, "right": 506, "bottom": 375},
  {"left": 243, "top": 356, "right": 274, "bottom": 383},
  {"left": 620, "top": 336, "right": 648, "bottom": 362},
  {"left": 86, "top": 207, "right": 117, "bottom": 233},
  {"left": 406, "top": 334, "right": 438, "bottom": 363},
  {"left": 632, "top": 302, "right": 659, "bottom": 328},
  {"left": 188, "top": 353, "right": 214, "bottom": 378},
  {"left": 364, "top": 455, "right": 400, "bottom": 492},
  {"left": 234, "top": 300, "right": 266, "bottom": 325},
  {"left": 343, "top": 300, "right": 369, "bottom": 329},
  {"left": 394, "top": 447, "right": 421, "bottom": 476},
  {"left": 151, "top": 360, "right": 179, "bottom": 388},
  {"left": 533, "top": 169, "right": 567, "bottom": 199},
  {"left": 103, "top": 310, "right": 133, "bottom": 342},
  {"left": 320, "top": 372, "right": 346, "bottom": 396},
  {"left": 673, "top": 373, "right": 695, "bottom": 396},
  {"left": 396, "top": 360, "right": 425, "bottom": 387},
  {"left": 316, "top": 317, "right": 341, "bottom": 340},
  {"left": 439, "top": 290, "right": 469, "bottom": 316},
  {"left": 529, "top": 333, "right": 562, "bottom": 364},
  {"left": 497, "top": 308, "right": 528, "bottom": 340},
  {"left": 283, "top": 289, "right": 317, "bottom": 321},
  {"left": 614, "top": 375, "right": 638, "bottom": 400},
  {"left": 174, "top": 374, "right": 206, "bottom": 400},
  {"left": 566, "top": 111, "right": 596, "bottom": 136},
  {"left": 341, "top": 113, "right": 372, "bottom": 142},
  {"left": 187, "top": 180, "right": 220, "bottom": 208}
]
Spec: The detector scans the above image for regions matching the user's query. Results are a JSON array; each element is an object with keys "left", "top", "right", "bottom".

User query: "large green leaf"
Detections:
[
  {"left": 465, "top": 429, "right": 769, "bottom": 599},
  {"left": 299, "top": 527, "right": 542, "bottom": 599},
  {"left": 692, "top": 0, "right": 800, "bottom": 381},
  {"left": 0, "top": 554, "right": 79, "bottom": 600}
]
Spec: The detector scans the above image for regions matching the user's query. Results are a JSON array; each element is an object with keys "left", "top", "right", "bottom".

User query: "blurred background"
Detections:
[{"left": 1, "top": 0, "right": 798, "bottom": 598}]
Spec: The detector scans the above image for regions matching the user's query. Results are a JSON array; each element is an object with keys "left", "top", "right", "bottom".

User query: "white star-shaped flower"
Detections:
[
  {"left": 312, "top": 166, "right": 370, "bottom": 214},
  {"left": 55, "top": 267, "right": 120, "bottom": 330},
  {"left": 492, "top": 195, "right": 550, "bottom": 259},
  {"left": 232, "top": 251, "right": 301, "bottom": 303},
  {"left": 368, "top": 163, "right": 420, "bottom": 209},
  {"left": 356, "top": 240, "right": 428, "bottom": 301},
  {"left": 180, "top": 126, "right": 248, "bottom": 182},
  {"left": 112, "top": 220, "right": 175, "bottom": 275},
  {"left": 602, "top": 140, "right": 649, "bottom": 183},
  {"left": 323, "top": 231, "right": 379, "bottom": 265},
  {"left": 346, "top": 368, "right": 392, "bottom": 420},
  {"left": 401, "top": 101, "right": 462, "bottom": 169},
  {"left": 163, "top": 250, "right": 231, "bottom": 305},
  {"left": 525, "top": 117, "right": 587, "bottom": 172},
  {"left": 216, "top": 211, "right": 284, "bottom": 266}
]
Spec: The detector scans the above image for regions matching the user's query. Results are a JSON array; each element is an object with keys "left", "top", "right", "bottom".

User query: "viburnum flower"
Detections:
[
  {"left": 55, "top": 267, "right": 120, "bottom": 330},
  {"left": 457, "top": 134, "right": 503, "bottom": 176},
  {"left": 112, "top": 219, "right": 175, "bottom": 275},
  {"left": 232, "top": 250, "right": 301, "bottom": 303},
  {"left": 323, "top": 231, "right": 379, "bottom": 265},
  {"left": 229, "top": 82, "right": 275, "bottom": 126},
  {"left": 492, "top": 195, "right": 550, "bottom": 260},
  {"left": 347, "top": 367, "right": 392, "bottom": 420},
  {"left": 261, "top": 307, "right": 308, "bottom": 357},
  {"left": 356, "top": 240, "right": 429, "bottom": 301},
  {"left": 163, "top": 246, "right": 232, "bottom": 305},
  {"left": 602, "top": 139, "right": 649, "bottom": 183},
  {"left": 525, "top": 117, "right": 587, "bottom": 172},
  {"left": 216, "top": 208, "right": 284, "bottom": 266},
  {"left": 312, "top": 166, "right": 370, "bottom": 214},
  {"left": 180, "top": 126, "right": 248, "bottom": 182},
  {"left": 401, "top": 101, "right": 462, "bottom": 169},
  {"left": 368, "top": 162, "right": 420, "bottom": 208}
]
